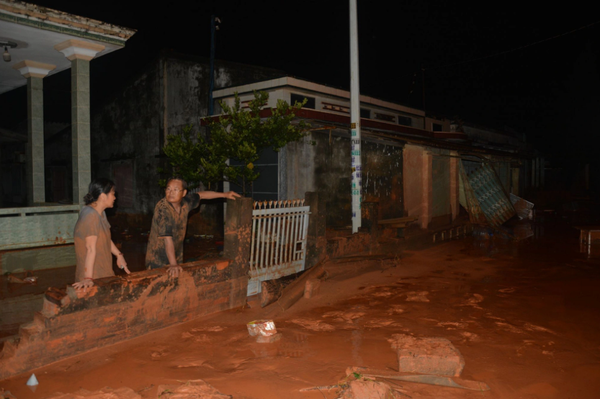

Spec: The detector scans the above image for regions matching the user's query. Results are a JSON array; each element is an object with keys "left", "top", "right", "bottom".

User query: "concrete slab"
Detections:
[{"left": 390, "top": 334, "right": 465, "bottom": 377}]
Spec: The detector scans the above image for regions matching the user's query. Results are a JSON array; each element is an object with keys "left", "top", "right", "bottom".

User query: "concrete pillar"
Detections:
[
  {"left": 305, "top": 192, "right": 326, "bottom": 270},
  {"left": 223, "top": 197, "right": 253, "bottom": 279},
  {"left": 54, "top": 39, "right": 105, "bottom": 204},
  {"left": 511, "top": 167, "right": 520, "bottom": 196},
  {"left": 70, "top": 58, "right": 91, "bottom": 204},
  {"left": 12, "top": 61, "right": 56, "bottom": 205},
  {"left": 421, "top": 150, "right": 432, "bottom": 229},
  {"left": 449, "top": 153, "right": 459, "bottom": 221}
]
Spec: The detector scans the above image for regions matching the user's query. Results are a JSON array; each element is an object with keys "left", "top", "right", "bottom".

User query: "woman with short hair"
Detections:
[{"left": 72, "top": 178, "right": 130, "bottom": 290}]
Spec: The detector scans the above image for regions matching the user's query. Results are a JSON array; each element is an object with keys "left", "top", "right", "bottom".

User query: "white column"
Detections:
[
  {"left": 13, "top": 60, "right": 56, "bottom": 205},
  {"left": 54, "top": 39, "right": 105, "bottom": 204}
]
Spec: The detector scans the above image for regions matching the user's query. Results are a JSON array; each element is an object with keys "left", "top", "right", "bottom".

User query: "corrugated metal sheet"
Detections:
[{"left": 459, "top": 161, "right": 516, "bottom": 227}]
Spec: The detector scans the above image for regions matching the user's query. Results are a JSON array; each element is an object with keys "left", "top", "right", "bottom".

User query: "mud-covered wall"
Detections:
[
  {"left": 404, "top": 145, "right": 457, "bottom": 229},
  {"left": 0, "top": 258, "right": 247, "bottom": 380},
  {"left": 403, "top": 144, "right": 427, "bottom": 226},
  {"left": 431, "top": 148, "right": 452, "bottom": 228},
  {"left": 283, "top": 131, "right": 404, "bottom": 228},
  {"left": 91, "top": 60, "right": 162, "bottom": 215}
]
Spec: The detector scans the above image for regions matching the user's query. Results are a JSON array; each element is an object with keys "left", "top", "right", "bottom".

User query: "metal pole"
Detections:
[
  {"left": 208, "top": 15, "right": 218, "bottom": 117},
  {"left": 350, "top": 0, "right": 362, "bottom": 233}
]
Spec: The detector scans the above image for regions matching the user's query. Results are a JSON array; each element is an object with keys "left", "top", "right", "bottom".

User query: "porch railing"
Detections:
[{"left": 0, "top": 205, "right": 80, "bottom": 250}]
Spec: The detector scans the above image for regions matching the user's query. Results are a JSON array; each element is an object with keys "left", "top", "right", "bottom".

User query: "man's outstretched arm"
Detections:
[{"left": 198, "top": 191, "right": 241, "bottom": 200}]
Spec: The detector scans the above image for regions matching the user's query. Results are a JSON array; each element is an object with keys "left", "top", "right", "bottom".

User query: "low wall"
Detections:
[
  {"left": 0, "top": 258, "right": 247, "bottom": 380},
  {"left": 326, "top": 232, "right": 372, "bottom": 258},
  {"left": 0, "top": 244, "right": 76, "bottom": 274},
  {"left": 0, "top": 294, "right": 44, "bottom": 340}
]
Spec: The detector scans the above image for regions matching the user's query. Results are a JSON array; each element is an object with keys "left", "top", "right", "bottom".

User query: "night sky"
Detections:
[{"left": 5, "top": 1, "right": 600, "bottom": 163}]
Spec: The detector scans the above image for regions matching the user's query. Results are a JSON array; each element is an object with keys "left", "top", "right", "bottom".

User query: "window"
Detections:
[
  {"left": 432, "top": 123, "right": 443, "bottom": 132},
  {"left": 322, "top": 102, "right": 349, "bottom": 113},
  {"left": 360, "top": 108, "right": 370, "bottom": 119},
  {"left": 291, "top": 93, "right": 315, "bottom": 109},
  {"left": 374, "top": 112, "right": 395, "bottom": 122},
  {"left": 398, "top": 115, "right": 412, "bottom": 127}
]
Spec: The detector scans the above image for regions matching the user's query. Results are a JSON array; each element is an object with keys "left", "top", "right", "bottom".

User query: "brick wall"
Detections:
[{"left": 0, "top": 258, "right": 247, "bottom": 380}]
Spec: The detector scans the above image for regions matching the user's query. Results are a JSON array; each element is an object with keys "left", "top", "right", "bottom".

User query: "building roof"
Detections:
[{"left": 0, "top": 0, "right": 135, "bottom": 94}]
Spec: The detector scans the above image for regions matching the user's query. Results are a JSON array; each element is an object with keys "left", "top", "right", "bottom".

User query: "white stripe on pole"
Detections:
[{"left": 350, "top": 0, "right": 362, "bottom": 233}]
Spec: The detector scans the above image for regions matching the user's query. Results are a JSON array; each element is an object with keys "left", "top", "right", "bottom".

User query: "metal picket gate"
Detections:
[{"left": 247, "top": 199, "right": 310, "bottom": 296}]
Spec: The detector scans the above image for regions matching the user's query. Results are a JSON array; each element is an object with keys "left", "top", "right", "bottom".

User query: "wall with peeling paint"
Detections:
[
  {"left": 403, "top": 144, "right": 426, "bottom": 225},
  {"left": 90, "top": 52, "right": 285, "bottom": 236},
  {"left": 282, "top": 131, "right": 404, "bottom": 229},
  {"left": 403, "top": 145, "right": 460, "bottom": 230},
  {"left": 431, "top": 148, "right": 452, "bottom": 228}
]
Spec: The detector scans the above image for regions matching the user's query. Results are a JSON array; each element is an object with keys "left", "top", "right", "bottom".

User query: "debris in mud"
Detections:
[
  {"left": 0, "top": 388, "right": 17, "bottom": 399},
  {"left": 26, "top": 373, "right": 38, "bottom": 392},
  {"left": 337, "top": 380, "right": 406, "bottom": 399},
  {"left": 346, "top": 367, "right": 490, "bottom": 392},
  {"left": 6, "top": 272, "right": 38, "bottom": 284},
  {"left": 246, "top": 320, "right": 277, "bottom": 337},
  {"left": 157, "top": 379, "right": 231, "bottom": 399},
  {"left": 510, "top": 193, "right": 534, "bottom": 220},
  {"left": 44, "top": 386, "right": 141, "bottom": 399},
  {"left": 300, "top": 372, "right": 408, "bottom": 399},
  {"left": 304, "top": 278, "right": 321, "bottom": 298},
  {"left": 277, "top": 263, "right": 328, "bottom": 311},
  {"left": 247, "top": 320, "right": 281, "bottom": 343},
  {"left": 191, "top": 326, "right": 224, "bottom": 332},
  {"left": 389, "top": 334, "right": 465, "bottom": 377},
  {"left": 260, "top": 273, "right": 299, "bottom": 307}
]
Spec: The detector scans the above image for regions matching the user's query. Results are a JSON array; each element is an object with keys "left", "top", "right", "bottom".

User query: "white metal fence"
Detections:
[{"left": 247, "top": 199, "right": 310, "bottom": 296}]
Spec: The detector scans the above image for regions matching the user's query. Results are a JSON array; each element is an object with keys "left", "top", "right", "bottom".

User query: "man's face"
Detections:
[{"left": 165, "top": 180, "right": 187, "bottom": 205}]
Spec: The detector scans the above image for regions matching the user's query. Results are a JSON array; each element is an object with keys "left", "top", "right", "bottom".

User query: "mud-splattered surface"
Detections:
[{"left": 2, "top": 220, "right": 600, "bottom": 399}]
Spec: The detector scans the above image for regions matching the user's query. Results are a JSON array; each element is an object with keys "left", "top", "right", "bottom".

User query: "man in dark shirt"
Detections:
[{"left": 145, "top": 177, "right": 240, "bottom": 277}]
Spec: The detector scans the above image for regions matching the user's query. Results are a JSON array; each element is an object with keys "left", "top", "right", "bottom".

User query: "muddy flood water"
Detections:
[{"left": 2, "top": 216, "right": 600, "bottom": 399}]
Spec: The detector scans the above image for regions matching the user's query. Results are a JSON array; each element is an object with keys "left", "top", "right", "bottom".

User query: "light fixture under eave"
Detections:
[{"left": 0, "top": 40, "right": 17, "bottom": 62}]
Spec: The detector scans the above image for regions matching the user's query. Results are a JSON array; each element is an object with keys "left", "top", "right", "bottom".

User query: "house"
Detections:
[
  {"left": 88, "top": 50, "right": 287, "bottom": 233},
  {"left": 0, "top": 0, "right": 135, "bottom": 271},
  {"left": 211, "top": 77, "right": 533, "bottom": 232}
]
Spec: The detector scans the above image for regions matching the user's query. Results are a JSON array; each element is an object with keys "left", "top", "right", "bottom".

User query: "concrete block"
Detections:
[
  {"left": 304, "top": 278, "right": 321, "bottom": 298},
  {"left": 391, "top": 334, "right": 464, "bottom": 377}
]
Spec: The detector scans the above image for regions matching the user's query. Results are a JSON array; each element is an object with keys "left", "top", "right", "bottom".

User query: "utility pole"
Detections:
[
  {"left": 208, "top": 15, "right": 220, "bottom": 117},
  {"left": 349, "top": 0, "right": 362, "bottom": 233}
]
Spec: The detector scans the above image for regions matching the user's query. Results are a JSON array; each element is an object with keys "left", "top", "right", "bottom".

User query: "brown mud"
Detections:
[{"left": 2, "top": 219, "right": 600, "bottom": 398}]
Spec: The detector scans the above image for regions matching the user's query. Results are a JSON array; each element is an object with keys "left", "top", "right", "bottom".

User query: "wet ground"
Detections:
[{"left": 2, "top": 217, "right": 600, "bottom": 398}]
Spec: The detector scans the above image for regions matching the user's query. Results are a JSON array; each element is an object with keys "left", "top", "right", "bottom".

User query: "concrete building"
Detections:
[
  {"left": 212, "top": 77, "right": 531, "bottom": 231},
  {"left": 89, "top": 51, "right": 286, "bottom": 224}
]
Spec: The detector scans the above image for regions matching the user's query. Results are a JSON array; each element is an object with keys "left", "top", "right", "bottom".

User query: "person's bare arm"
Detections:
[
  {"left": 163, "top": 236, "right": 181, "bottom": 277},
  {"left": 198, "top": 191, "right": 241, "bottom": 200},
  {"left": 110, "top": 241, "right": 130, "bottom": 274},
  {"left": 73, "top": 235, "right": 97, "bottom": 290}
]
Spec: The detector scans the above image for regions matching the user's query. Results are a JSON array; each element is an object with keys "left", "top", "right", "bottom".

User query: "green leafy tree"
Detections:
[{"left": 160, "top": 91, "right": 309, "bottom": 194}]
